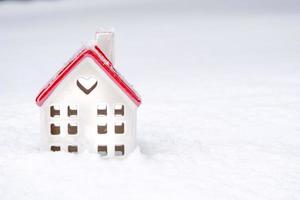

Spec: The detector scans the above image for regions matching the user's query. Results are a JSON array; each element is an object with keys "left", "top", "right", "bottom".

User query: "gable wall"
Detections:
[{"left": 40, "top": 56, "right": 138, "bottom": 155}]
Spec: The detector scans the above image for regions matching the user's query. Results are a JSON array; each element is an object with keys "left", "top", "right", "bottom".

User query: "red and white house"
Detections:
[{"left": 35, "top": 31, "right": 141, "bottom": 157}]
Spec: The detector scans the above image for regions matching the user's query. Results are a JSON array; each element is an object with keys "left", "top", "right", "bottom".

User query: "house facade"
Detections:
[{"left": 35, "top": 32, "right": 141, "bottom": 157}]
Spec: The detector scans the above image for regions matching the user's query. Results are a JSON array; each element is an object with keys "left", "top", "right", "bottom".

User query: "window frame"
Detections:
[
  {"left": 97, "top": 123, "right": 108, "bottom": 134},
  {"left": 97, "top": 145, "right": 108, "bottom": 156},
  {"left": 68, "top": 122, "right": 78, "bottom": 135},
  {"left": 115, "top": 145, "right": 125, "bottom": 156},
  {"left": 50, "top": 123, "right": 60, "bottom": 135},
  {"left": 50, "top": 145, "right": 61, "bottom": 152},
  {"left": 114, "top": 104, "right": 125, "bottom": 116},
  {"left": 50, "top": 105, "right": 60, "bottom": 117},
  {"left": 97, "top": 104, "right": 108, "bottom": 116},
  {"left": 68, "top": 145, "right": 78, "bottom": 153},
  {"left": 114, "top": 122, "right": 125, "bottom": 134},
  {"left": 68, "top": 105, "right": 78, "bottom": 117}
]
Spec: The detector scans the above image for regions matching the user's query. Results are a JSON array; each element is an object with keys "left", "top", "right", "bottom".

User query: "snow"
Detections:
[{"left": 0, "top": 0, "right": 300, "bottom": 199}]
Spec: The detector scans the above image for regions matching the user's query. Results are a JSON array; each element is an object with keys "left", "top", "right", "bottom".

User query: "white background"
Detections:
[{"left": 0, "top": 0, "right": 299, "bottom": 199}]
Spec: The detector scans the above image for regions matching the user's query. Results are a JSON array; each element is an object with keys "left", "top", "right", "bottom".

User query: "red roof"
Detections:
[{"left": 35, "top": 45, "right": 141, "bottom": 107}]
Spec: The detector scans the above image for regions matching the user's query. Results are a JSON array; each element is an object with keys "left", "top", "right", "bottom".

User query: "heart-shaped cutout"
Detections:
[{"left": 77, "top": 77, "right": 98, "bottom": 95}]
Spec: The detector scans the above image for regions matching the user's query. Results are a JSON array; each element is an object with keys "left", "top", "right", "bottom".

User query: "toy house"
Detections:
[{"left": 35, "top": 31, "right": 141, "bottom": 157}]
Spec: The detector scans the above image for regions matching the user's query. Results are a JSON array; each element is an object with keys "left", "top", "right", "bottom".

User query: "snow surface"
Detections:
[{"left": 0, "top": 0, "right": 300, "bottom": 199}]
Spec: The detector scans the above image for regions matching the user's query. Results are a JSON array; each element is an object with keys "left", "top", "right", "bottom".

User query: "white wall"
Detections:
[{"left": 41, "top": 56, "right": 137, "bottom": 156}]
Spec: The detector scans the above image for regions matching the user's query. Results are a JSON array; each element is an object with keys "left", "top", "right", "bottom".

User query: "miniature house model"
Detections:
[{"left": 35, "top": 31, "right": 141, "bottom": 157}]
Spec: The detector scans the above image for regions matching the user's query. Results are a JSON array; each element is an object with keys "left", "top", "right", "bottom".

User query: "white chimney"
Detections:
[{"left": 95, "top": 29, "right": 115, "bottom": 65}]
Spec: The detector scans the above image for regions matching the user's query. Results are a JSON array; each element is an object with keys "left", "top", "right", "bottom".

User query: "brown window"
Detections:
[
  {"left": 68, "top": 145, "right": 78, "bottom": 153},
  {"left": 98, "top": 145, "right": 107, "bottom": 156},
  {"left": 114, "top": 105, "right": 124, "bottom": 116},
  {"left": 115, "top": 145, "right": 125, "bottom": 156},
  {"left": 98, "top": 123, "right": 107, "bottom": 134},
  {"left": 50, "top": 145, "right": 61, "bottom": 152},
  {"left": 115, "top": 122, "right": 124, "bottom": 134},
  {"left": 68, "top": 123, "right": 78, "bottom": 135},
  {"left": 50, "top": 105, "right": 60, "bottom": 117},
  {"left": 50, "top": 123, "right": 60, "bottom": 135},
  {"left": 68, "top": 105, "right": 77, "bottom": 117},
  {"left": 97, "top": 105, "right": 107, "bottom": 116}
]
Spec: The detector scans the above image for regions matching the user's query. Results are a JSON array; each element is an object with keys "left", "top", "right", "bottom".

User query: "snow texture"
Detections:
[{"left": 0, "top": 0, "right": 300, "bottom": 199}]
